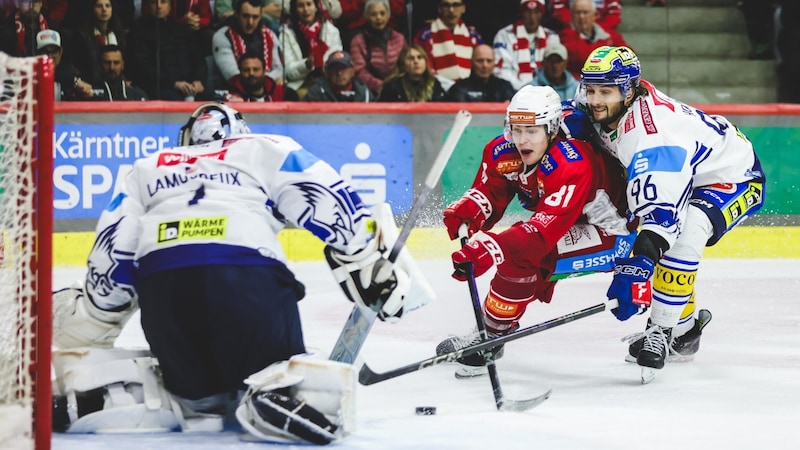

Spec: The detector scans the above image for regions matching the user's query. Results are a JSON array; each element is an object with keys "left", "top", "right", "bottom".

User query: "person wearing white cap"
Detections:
[
  {"left": 35, "top": 29, "right": 93, "bottom": 101},
  {"left": 492, "top": 0, "right": 561, "bottom": 90},
  {"left": 527, "top": 41, "right": 578, "bottom": 101}
]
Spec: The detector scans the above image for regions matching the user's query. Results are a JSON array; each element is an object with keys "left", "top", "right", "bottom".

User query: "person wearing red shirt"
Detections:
[
  {"left": 558, "top": 0, "right": 628, "bottom": 75},
  {"left": 436, "top": 85, "right": 637, "bottom": 377}
]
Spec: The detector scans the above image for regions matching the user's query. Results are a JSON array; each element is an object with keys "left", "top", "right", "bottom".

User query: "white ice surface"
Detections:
[{"left": 52, "top": 258, "right": 800, "bottom": 450}]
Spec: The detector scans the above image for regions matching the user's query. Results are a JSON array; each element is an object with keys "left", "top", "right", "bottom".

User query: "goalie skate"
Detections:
[{"left": 625, "top": 309, "right": 712, "bottom": 364}]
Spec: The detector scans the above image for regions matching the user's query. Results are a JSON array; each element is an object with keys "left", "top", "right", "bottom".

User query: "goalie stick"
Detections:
[
  {"left": 329, "top": 110, "right": 473, "bottom": 364},
  {"left": 455, "top": 225, "right": 550, "bottom": 412},
  {"left": 359, "top": 300, "right": 619, "bottom": 385}
]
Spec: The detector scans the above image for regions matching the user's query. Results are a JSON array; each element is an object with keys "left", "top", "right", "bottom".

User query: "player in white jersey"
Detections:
[
  {"left": 50, "top": 103, "right": 413, "bottom": 444},
  {"left": 577, "top": 46, "right": 766, "bottom": 379}
]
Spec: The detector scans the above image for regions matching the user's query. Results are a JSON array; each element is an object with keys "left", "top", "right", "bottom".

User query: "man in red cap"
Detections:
[{"left": 492, "top": 0, "right": 561, "bottom": 90}]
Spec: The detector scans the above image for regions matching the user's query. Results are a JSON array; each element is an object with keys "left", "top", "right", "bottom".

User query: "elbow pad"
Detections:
[{"left": 632, "top": 229, "right": 669, "bottom": 263}]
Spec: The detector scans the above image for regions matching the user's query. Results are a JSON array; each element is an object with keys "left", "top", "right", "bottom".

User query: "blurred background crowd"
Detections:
[{"left": 1, "top": 0, "right": 795, "bottom": 103}]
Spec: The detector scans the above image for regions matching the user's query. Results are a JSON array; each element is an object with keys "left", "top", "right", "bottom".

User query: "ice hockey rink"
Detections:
[{"left": 52, "top": 257, "right": 800, "bottom": 450}]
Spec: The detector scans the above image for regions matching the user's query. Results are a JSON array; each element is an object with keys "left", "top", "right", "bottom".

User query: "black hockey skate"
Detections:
[
  {"left": 637, "top": 324, "right": 672, "bottom": 370},
  {"left": 435, "top": 323, "right": 519, "bottom": 379},
  {"left": 625, "top": 309, "right": 713, "bottom": 363}
]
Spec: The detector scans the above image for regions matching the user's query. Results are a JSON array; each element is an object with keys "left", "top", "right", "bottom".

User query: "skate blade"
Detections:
[
  {"left": 454, "top": 365, "right": 488, "bottom": 379},
  {"left": 640, "top": 366, "right": 659, "bottom": 384},
  {"left": 626, "top": 353, "right": 696, "bottom": 364}
]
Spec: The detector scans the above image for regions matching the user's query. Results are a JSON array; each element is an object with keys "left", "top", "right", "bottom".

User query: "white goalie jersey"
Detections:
[
  {"left": 594, "top": 80, "right": 763, "bottom": 248},
  {"left": 87, "top": 134, "right": 375, "bottom": 311}
]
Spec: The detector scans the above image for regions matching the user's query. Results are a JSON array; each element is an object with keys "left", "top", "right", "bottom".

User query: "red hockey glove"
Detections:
[
  {"left": 443, "top": 189, "right": 493, "bottom": 240},
  {"left": 451, "top": 233, "right": 505, "bottom": 281}
]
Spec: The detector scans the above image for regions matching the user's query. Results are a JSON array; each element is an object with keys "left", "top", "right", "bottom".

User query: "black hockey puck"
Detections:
[{"left": 415, "top": 406, "right": 436, "bottom": 415}]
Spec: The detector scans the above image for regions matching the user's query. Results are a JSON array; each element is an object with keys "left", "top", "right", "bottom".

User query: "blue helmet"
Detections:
[{"left": 579, "top": 46, "right": 641, "bottom": 97}]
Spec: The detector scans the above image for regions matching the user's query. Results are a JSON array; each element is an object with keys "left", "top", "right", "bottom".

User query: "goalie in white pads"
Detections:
[{"left": 51, "top": 102, "right": 415, "bottom": 444}]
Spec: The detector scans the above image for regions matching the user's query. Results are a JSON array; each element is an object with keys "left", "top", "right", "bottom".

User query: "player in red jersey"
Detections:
[{"left": 436, "top": 85, "right": 637, "bottom": 377}]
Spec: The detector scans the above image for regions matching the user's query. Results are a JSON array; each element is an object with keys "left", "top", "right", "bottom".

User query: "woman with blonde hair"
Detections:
[{"left": 378, "top": 44, "right": 446, "bottom": 102}]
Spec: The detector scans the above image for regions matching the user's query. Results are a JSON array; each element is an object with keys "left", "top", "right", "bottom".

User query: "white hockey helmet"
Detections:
[
  {"left": 503, "top": 85, "right": 563, "bottom": 142},
  {"left": 178, "top": 103, "right": 251, "bottom": 146}
]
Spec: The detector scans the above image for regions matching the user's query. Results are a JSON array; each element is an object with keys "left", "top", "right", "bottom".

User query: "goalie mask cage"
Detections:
[{"left": 0, "top": 53, "right": 54, "bottom": 450}]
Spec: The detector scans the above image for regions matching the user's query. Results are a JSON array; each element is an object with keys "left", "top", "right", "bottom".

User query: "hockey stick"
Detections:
[
  {"left": 359, "top": 300, "right": 619, "bottom": 385},
  {"left": 329, "top": 110, "right": 473, "bottom": 363},
  {"left": 457, "top": 226, "right": 550, "bottom": 411}
]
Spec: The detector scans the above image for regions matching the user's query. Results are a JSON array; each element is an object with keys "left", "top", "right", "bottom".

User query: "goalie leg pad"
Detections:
[{"left": 52, "top": 348, "right": 184, "bottom": 433}]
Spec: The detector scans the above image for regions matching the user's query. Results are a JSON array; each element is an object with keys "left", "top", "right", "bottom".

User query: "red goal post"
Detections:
[{"left": 0, "top": 52, "right": 54, "bottom": 450}]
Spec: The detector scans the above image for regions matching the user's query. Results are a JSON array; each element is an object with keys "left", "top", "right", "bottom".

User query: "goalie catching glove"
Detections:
[
  {"left": 53, "top": 280, "right": 138, "bottom": 349},
  {"left": 324, "top": 221, "right": 410, "bottom": 322}
]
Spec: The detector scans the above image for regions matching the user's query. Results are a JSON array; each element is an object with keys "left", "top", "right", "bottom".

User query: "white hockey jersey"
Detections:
[
  {"left": 86, "top": 134, "right": 374, "bottom": 311},
  {"left": 593, "top": 80, "right": 764, "bottom": 248}
]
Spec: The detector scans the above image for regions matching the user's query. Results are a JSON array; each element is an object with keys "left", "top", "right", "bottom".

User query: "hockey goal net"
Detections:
[{"left": 0, "top": 52, "right": 54, "bottom": 450}]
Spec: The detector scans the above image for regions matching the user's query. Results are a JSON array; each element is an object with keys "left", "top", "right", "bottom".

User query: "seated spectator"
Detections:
[
  {"left": 281, "top": 0, "right": 341, "bottom": 21},
  {"left": 413, "top": 0, "right": 482, "bottom": 84},
  {"left": 446, "top": 44, "right": 515, "bottom": 102},
  {"left": 213, "top": 0, "right": 283, "bottom": 92},
  {"left": 279, "top": 0, "right": 343, "bottom": 98},
  {"left": 138, "top": 0, "right": 213, "bottom": 55},
  {"left": 138, "top": 0, "right": 212, "bottom": 30},
  {"left": 127, "top": 0, "right": 208, "bottom": 100},
  {"left": 378, "top": 43, "right": 446, "bottom": 102},
  {"left": 550, "top": 0, "right": 621, "bottom": 32},
  {"left": 558, "top": 0, "right": 628, "bottom": 75},
  {"left": 61, "top": 0, "right": 135, "bottom": 31},
  {"left": 349, "top": 0, "right": 406, "bottom": 95},
  {"left": 223, "top": 52, "right": 298, "bottom": 101},
  {"left": 89, "top": 44, "right": 148, "bottom": 100},
  {"left": 337, "top": 0, "right": 406, "bottom": 48},
  {"left": 493, "top": 0, "right": 560, "bottom": 90},
  {"left": 1, "top": 0, "right": 54, "bottom": 57},
  {"left": 527, "top": 41, "right": 577, "bottom": 101},
  {"left": 305, "top": 50, "right": 374, "bottom": 101},
  {"left": 35, "top": 29, "right": 93, "bottom": 101},
  {"left": 68, "top": 0, "right": 127, "bottom": 85}
]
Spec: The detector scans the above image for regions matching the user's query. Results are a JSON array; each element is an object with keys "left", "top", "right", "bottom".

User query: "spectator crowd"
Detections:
[{"left": 30, "top": 0, "right": 796, "bottom": 104}]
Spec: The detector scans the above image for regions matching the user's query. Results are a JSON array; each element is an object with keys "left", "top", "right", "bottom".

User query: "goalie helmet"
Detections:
[
  {"left": 579, "top": 45, "right": 641, "bottom": 97},
  {"left": 178, "top": 103, "right": 251, "bottom": 146},
  {"left": 503, "top": 85, "right": 563, "bottom": 142}
]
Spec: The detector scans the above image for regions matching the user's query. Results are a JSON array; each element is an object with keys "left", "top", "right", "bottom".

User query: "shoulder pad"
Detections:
[
  {"left": 554, "top": 140, "right": 585, "bottom": 162},
  {"left": 489, "top": 135, "right": 517, "bottom": 159}
]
